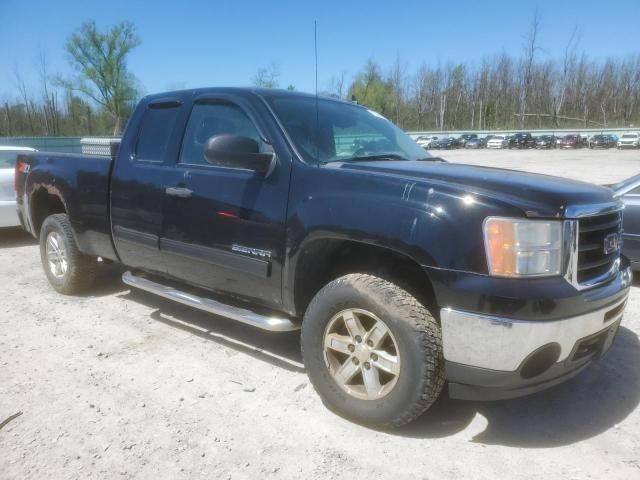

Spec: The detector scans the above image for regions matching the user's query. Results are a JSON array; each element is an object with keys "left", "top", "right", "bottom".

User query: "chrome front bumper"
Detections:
[{"left": 440, "top": 267, "right": 632, "bottom": 373}]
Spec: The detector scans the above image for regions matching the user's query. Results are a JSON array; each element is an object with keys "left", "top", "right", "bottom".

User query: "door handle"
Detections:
[{"left": 165, "top": 187, "right": 193, "bottom": 198}]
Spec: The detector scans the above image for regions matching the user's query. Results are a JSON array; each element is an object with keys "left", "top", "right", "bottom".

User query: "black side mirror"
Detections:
[{"left": 204, "top": 134, "right": 275, "bottom": 174}]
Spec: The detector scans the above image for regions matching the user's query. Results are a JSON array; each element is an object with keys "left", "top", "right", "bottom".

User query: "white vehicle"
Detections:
[
  {"left": 486, "top": 135, "right": 508, "bottom": 149},
  {"left": 0, "top": 146, "right": 36, "bottom": 227},
  {"left": 416, "top": 135, "right": 438, "bottom": 149},
  {"left": 618, "top": 133, "right": 640, "bottom": 149}
]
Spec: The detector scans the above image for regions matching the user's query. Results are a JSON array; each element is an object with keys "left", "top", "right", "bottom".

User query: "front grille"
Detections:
[{"left": 577, "top": 211, "right": 623, "bottom": 284}]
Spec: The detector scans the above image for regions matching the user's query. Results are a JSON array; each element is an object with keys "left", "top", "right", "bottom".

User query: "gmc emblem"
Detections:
[{"left": 603, "top": 232, "right": 621, "bottom": 255}]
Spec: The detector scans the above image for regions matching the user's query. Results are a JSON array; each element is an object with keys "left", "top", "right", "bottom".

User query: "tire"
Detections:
[
  {"left": 39, "top": 214, "right": 97, "bottom": 294},
  {"left": 301, "top": 273, "right": 445, "bottom": 428}
]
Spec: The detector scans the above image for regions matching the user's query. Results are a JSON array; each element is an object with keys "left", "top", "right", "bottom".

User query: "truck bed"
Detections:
[{"left": 16, "top": 152, "right": 117, "bottom": 261}]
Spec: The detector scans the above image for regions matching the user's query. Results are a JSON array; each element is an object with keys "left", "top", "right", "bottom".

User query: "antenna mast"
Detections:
[{"left": 314, "top": 20, "right": 320, "bottom": 165}]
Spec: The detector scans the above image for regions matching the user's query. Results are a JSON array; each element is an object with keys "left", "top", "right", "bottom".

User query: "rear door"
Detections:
[
  {"left": 160, "top": 94, "right": 291, "bottom": 310},
  {"left": 111, "top": 98, "right": 186, "bottom": 273}
]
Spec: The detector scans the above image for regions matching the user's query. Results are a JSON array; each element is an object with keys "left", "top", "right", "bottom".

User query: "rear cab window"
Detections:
[{"left": 135, "top": 104, "right": 180, "bottom": 162}]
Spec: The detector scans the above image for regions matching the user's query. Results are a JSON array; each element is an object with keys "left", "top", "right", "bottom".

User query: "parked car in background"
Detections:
[
  {"left": 535, "top": 135, "right": 557, "bottom": 149},
  {"left": 427, "top": 136, "right": 440, "bottom": 148},
  {"left": 486, "top": 135, "right": 509, "bottom": 149},
  {"left": 611, "top": 174, "right": 640, "bottom": 270},
  {"left": 559, "top": 134, "right": 585, "bottom": 148},
  {"left": 585, "top": 135, "right": 594, "bottom": 148},
  {"left": 508, "top": 132, "right": 536, "bottom": 149},
  {"left": 458, "top": 133, "right": 478, "bottom": 148},
  {"left": 416, "top": 136, "right": 439, "bottom": 149},
  {"left": 436, "top": 137, "right": 459, "bottom": 149},
  {"left": 618, "top": 133, "right": 640, "bottom": 149},
  {"left": 0, "top": 146, "right": 36, "bottom": 228},
  {"left": 415, "top": 136, "right": 432, "bottom": 148},
  {"left": 589, "top": 135, "right": 616, "bottom": 149},
  {"left": 464, "top": 137, "right": 487, "bottom": 149}
]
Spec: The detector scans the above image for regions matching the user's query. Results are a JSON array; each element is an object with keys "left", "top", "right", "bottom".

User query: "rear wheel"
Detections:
[
  {"left": 40, "top": 214, "right": 97, "bottom": 294},
  {"left": 301, "top": 273, "right": 445, "bottom": 428}
]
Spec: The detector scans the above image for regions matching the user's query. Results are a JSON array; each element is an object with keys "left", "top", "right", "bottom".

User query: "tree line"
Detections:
[
  {"left": 340, "top": 53, "right": 640, "bottom": 132},
  {"left": 342, "top": 14, "right": 640, "bottom": 131},
  {"left": 2, "top": 17, "right": 640, "bottom": 138},
  {"left": 1, "top": 21, "right": 140, "bottom": 138}
]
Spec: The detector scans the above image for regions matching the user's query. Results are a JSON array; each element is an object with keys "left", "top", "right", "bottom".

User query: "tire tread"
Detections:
[
  {"left": 40, "top": 214, "right": 96, "bottom": 294},
  {"left": 302, "top": 273, "right": 445, "bottom": 428}
]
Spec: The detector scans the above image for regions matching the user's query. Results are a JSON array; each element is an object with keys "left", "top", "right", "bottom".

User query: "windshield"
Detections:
[
  {"left": 264, "top": 95, "right": 431, "bottom": 163},
  {"left": 622, "top": 134, "right": 638, "bottom": 139}
]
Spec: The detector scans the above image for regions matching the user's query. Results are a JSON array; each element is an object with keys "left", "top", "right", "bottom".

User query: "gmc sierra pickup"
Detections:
[{"left": 15, "top": 88, "right": 632, "bottom": 428}]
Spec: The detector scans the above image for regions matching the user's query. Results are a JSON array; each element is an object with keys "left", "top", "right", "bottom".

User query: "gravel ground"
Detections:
[{"left": 1, "top": 149, "right": 640, "bottom": 480}]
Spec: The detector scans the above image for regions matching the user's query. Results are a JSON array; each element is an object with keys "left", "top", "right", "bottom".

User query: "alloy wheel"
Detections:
[
  {"left": 46, "top": 231, "right": 68, "bottom": 279},
  {"left": 323, "top": 308, "right": 401, "bottom": 400}
]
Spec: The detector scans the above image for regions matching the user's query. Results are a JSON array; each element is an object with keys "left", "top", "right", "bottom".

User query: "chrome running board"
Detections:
[{"left": 122, "top": 271, "right": 300, "bottom": 332}]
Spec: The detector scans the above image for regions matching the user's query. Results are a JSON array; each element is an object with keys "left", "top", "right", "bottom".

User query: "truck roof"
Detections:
[{"left": 142, "top": 87, "right": 364, "bottom": 108}]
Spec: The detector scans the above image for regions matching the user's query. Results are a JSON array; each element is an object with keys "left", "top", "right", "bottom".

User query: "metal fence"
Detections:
[
  {"left": 407, "top": 127, "right": 640, "bottom": 140},
  {"left": 4, "top": 128, "right": 639, "bottom": 156},
  {"left": 0, "top": 136, "right": 120, "bottom": 154}
]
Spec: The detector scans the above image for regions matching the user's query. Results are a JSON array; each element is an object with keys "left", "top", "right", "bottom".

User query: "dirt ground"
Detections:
[{"left": 1, "top": 148, "right": 640, "bottom": 480}]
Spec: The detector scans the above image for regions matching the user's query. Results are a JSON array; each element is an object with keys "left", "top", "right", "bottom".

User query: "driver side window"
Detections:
[{"left": 179, "top": 103, "right": 260, "bottom": 166}]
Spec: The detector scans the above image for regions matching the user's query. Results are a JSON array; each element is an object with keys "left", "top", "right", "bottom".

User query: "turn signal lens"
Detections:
[{"left": 483, "top": 218, "right": 562, "bottom": 277}]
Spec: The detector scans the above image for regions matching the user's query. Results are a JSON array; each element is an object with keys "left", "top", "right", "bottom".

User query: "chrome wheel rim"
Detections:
[
  {"left": 46, "top": 232, "right": 68, "bottom": 279},
  {"left": 323, "top": 308, "right": 401, "bottom": 401}
]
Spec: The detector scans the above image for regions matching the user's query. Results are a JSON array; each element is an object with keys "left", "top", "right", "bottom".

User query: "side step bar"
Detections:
[{"left": 122, "top": 271, "right": 300, "bottom": 332}]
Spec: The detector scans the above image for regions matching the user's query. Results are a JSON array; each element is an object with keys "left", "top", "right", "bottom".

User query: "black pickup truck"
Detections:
[
  {"left": 15, "top": 88, "right": 632, "bottom": 428},
  {"left": 508, "top": 132, "right": 537, "bottom": 149}
]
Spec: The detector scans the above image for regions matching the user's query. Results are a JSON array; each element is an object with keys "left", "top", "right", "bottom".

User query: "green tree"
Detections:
[
  {"left": 59, "top": 20, "right": 141, "bottom": 135},
  {"left": 347, "top": 59, "right": 394, "bottom": 116}
]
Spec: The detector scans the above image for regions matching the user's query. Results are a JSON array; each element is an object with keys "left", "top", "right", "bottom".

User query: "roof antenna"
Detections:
[{"left": 314, "top": 20, "right": 320, "bottom": 166}]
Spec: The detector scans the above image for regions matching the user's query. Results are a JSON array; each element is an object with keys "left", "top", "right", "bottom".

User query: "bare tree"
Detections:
[
  {"left": 252, "top": 63, "right": 280, "bottom": 88},
  {"left": 519, "top": 8, "right": 541, "bottom": 128},
  {"left": 36, "top": 49, "right": 60, "bottom": 135},
  {"left": 12, "top": 65, "right": 36, "bottom": 134},
  {"left": 328, "top": 71, "right": 347, "bottom": 98}
]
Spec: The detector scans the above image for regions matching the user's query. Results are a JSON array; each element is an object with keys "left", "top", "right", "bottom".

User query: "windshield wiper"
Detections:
[{"left": 347, "top": 153, "right": 409, "bottom": 162}]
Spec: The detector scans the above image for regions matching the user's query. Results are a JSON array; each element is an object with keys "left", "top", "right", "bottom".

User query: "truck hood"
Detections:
[{"left": 338, "top": 160, "right": 616, "bottom": 218}]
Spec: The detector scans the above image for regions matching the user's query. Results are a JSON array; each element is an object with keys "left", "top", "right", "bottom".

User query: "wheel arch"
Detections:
[
  {"left": 286, "top": 237, "right": 438, "bottom": 320},
  {"left": 29, "top": 187, "right": 68, "bottom": 238}
]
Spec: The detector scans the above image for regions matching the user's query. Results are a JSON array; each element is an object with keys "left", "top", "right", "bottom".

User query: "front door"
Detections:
[{"left": 160, "top": 96, "right": 290, "bottom": 310}]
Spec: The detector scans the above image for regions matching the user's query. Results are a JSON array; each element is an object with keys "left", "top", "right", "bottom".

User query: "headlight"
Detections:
[{"left": 483, "top": 217, "right": 563, "bottom": 277}]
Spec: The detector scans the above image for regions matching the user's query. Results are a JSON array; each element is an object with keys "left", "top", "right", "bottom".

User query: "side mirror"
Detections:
[{"left": 204, "top": 134, "right": 275, "bottom": 174}]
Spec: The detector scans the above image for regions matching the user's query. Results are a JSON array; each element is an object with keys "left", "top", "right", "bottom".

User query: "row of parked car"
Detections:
[{"left": 416, "top": 132, "right": 640, "bottom": 150}]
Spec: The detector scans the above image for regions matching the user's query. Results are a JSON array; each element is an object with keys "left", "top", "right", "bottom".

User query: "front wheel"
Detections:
[
  {"left": 40, "top": 214, "right": 97, "bottom": 294},
  {"left": 301, "top": 273, "right": 445, "bottom": 428}
]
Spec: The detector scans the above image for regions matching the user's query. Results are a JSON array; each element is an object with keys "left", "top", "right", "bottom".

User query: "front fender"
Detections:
[{"left": 282, "top": 163, "right": 524, "bottom": 314}]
